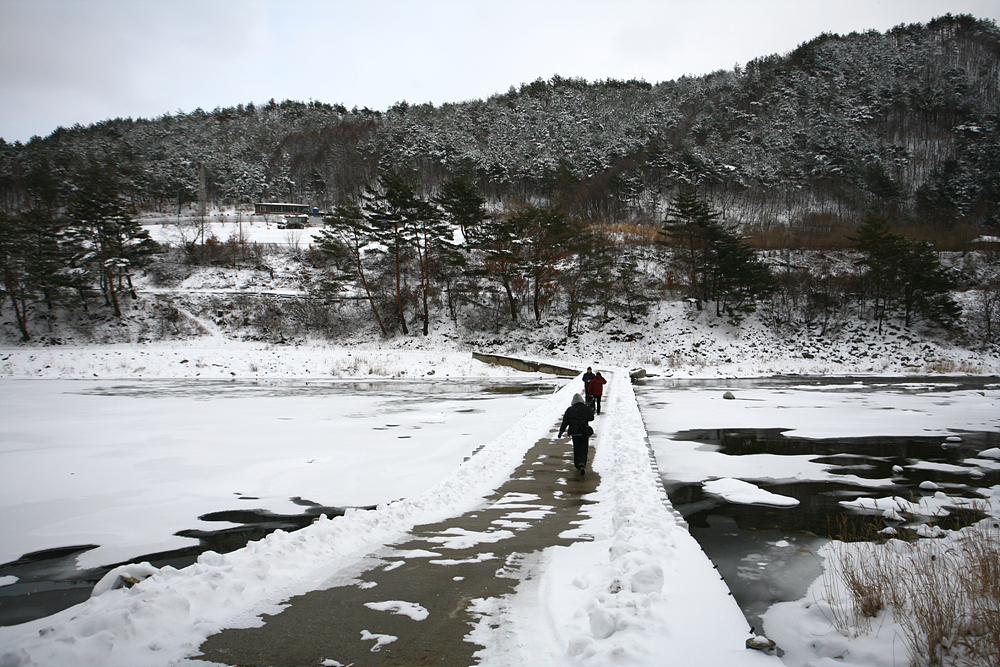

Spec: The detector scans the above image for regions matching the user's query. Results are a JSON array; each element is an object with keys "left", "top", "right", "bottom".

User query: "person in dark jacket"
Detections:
[
  {"left": 558, "top": 393, "right": 595, "bottom": 475},
  {"left": 589, "top": 371, "right": 607, "bottom": 414},
  {"left": 582, "top": 367, "right": 596, "bottom": 408}
]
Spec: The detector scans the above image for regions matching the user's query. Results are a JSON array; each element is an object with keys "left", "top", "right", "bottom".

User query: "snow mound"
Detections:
[{"left": 703, "top": 478, "right": 800, "bottom": 507}]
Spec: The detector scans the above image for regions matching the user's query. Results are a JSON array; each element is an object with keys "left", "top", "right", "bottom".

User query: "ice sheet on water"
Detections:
[{"left": 702, "top": 478, "right": 800, "bottom": 507}]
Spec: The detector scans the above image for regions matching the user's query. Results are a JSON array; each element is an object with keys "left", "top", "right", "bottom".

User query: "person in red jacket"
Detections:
[
  {"left": 582, "top": 367, "right": 595, "bottom": 407},
  {"left": 589, "top": 372, "right": 607, "bottom": 414}
]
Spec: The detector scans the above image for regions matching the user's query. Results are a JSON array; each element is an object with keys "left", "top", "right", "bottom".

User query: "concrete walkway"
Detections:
[{"left": 197, "top": 421, "right": 600, "bottom": 666}]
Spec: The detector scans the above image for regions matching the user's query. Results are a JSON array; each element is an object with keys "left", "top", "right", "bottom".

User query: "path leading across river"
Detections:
[
  {"left": 198, "top": 426, "right": 600, "bottom": 666},
  {"left": 0, "top": 369, "right": 781, "bottom": 667},
  {"left": 194, "top": 371, "right": 780, "bottom": 667}
]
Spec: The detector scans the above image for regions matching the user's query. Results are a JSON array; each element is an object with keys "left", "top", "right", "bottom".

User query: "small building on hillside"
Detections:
[
  {"left": 254, "top": 202, "right": 310, "bottom": 215},
  {"left": 970, "top": 236, "right": 1000, "bottom": 252}
]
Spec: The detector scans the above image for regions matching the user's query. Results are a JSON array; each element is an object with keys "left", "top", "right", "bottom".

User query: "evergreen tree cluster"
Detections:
[
  {"left": 1, "top": 15, "right": 997, "bottom": 235},
  {"left": 659, "top": 188, "right": 778, "bottom": 322},
  {"left": 1, "top": 167, "right": 158, "bottom": 340},
  {"left": 850, "top": 213, "right": 962, "bottom": 331},
  {"left": 313, "top": 173, "right": 654, "bottom": 338}
]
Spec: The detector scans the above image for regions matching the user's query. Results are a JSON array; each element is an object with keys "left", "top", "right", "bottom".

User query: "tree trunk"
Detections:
[
  {"left": 105, "top": 266, "right": 122, "bottom": 317},
  {"left": 395, "top": 256, "right": 408, "bottom": 335},
  {"left": 393, "top": 228, "right": 408, "bottom": 335},
  {"left": 502, "top": 276, "right": 518, "bottom": 323},
  {"left": 445, "top": 279, "right": 457, "bottom": 322},
  {"left": 10, "top": 295, "right": 30, "bottom": 341},
  {"left": 533, "top": 272, "right": 542, "bottom": 323},
  {"left": 422, "top": 286, "right": 429, "bottom": 336},
  {"left": 419, "top": 235, "right": 430, "bottom": 336},
  {"left": 353, "top": 247, "right": 387, "bottom": 337}
]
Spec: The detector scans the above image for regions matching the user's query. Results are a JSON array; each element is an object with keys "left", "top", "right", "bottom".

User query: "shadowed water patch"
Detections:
[
  {"left": 673, "top": 428, "right": 1000, "bottom": 490},
  {"left": 662, "top": 428, "right": 999, "bottom": 635},
  {"left": 0, "top": 501, "right": 370, "bottom": 627}
]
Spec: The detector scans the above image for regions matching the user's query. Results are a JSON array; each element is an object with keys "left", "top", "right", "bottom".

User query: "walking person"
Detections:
[
  {"left": 558, "top": 393, "right": 595, "bottom": 475},
  {"left": 582, "top": 366, "right": 596, "bottom": 408},
  {"left": 589, "top": 371, "right": 607, "bottom": 415}
]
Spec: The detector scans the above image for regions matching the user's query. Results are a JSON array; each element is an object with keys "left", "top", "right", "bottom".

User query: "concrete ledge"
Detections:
[{"left": 472, "top": 352, "right": 579, "bottom": 377}]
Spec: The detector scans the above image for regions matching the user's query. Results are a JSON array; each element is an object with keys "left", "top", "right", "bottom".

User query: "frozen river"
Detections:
[
  {"left": 2, "top": 374, "right": 998, "bottom": 633},
  {"left": 0, "top": 378, "right": 557, "bottom": 625},
  {"left": 635, "top": 375, "right": 1000, "bottom": 631}
]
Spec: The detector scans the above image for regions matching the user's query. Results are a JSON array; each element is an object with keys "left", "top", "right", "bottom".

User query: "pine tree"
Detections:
[
  {"left": 850, "top": 213, "right": 902, "bottom": 331},
  {"left": 898, "top": 240, "right": 961, "bottom": 328},
  {"left": 436, "top": 176, "right": 488, "bottom": 239},
  {"left": 410, "top": 196, "right": 453, "bottom": 335},
  {"left": 514, "top": 206, "right": 573, "bottom": 323},
  {"left": 0, "top": 211, "right": 34, "bottom": 340},
  {"left": 560, "top": 225, "right": 605, "bottom": 337},
  {"left": 659, "top": 188, "right": 775, "bottom": 321},
  {"left": 70, "top": 168, "right": 159, "bottom": 317},
  {"left": 711, "top": 230, "right": 778, "bottom": 322},
  {"left": 0, "top": 210, "right": 78, "bottom": 340},
  {"left": 658, "top": 187, "right": 723, "bottom": 304},
  {"left": 611, "top": 253, "right": 652, "bottom": 322},
  {"left": 316, "top": 203, "right": 388, "bottom": 336},
  {"left": 851, "top": 212, "right": 960, "bottom": 330},
  {"left": 466, "top": 214, "right": 527, "bottom": 324},
  {"left": 361, "top": 172, "right": 421, "bottom": 335}
]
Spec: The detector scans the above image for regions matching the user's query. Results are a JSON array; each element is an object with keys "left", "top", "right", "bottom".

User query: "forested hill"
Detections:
[{"left": 2, "top": 14, "right": 998, "bottom": 239}]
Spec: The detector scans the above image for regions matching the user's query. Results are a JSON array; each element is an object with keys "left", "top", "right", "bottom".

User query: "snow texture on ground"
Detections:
[
  {"left": 0, "top": 367, "right": 778, "bottom": 667},
  {"left": 0, "top": 341, "right": 998, "bottom": 667},
  {"left": 0, "top": 376, "right": 553, "bottom": 569}
]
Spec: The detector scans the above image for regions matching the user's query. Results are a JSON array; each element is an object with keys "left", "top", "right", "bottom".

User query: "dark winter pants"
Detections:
[
  {"left": 572, "top": 435, "right": 590, "bottom": 470},
  {"left": 593, "top": 395, "right": 602, "bottom": 414}
]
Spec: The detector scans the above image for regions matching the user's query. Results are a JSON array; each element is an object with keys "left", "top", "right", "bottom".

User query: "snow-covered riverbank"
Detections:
[{"left": 3, "top": 303, "right": 999, "bottom": 382}]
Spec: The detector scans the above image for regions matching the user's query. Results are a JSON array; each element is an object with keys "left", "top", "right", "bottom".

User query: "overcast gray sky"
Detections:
[{"left": 2, "top": 0, "right": 998, "bottom": 143}]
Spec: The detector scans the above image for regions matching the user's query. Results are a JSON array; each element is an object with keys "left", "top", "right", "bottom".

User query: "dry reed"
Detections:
[{"left": 819, "top": 519, "right": 1000, "bottom": 667}]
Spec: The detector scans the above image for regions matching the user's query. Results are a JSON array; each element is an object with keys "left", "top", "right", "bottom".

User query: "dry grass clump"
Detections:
[
  {"left": 925, "top": 358, "right": 989, "bottom": 374},
  {"left": 635, "top": 350, "right": 704, "bottom": 371},
  {"left": 957, "top": 526, "right": 1000, "bottom": 667},
  {"left": 329, "top": 354, "right": 386, "bottom": 376},
  {"left": 819, "top": 519, "right": 1000, "bottom": 667},
  {"left": 746, "top": 218, "right": 982, "bottom": 252}
]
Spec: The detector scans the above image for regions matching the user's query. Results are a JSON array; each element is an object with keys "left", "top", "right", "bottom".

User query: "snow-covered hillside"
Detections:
[{"left": 2, "top": 219, "right": 998, "bottom": 378}]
